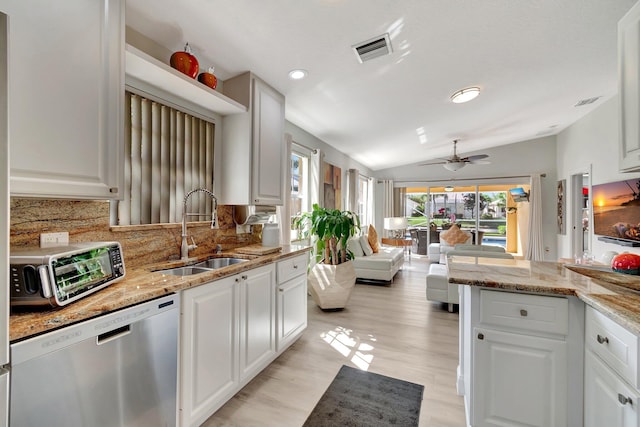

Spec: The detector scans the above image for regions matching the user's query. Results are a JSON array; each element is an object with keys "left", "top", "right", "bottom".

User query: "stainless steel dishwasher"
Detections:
[{"left": 10, "top": 293, "right": 179, "bottom": 427}]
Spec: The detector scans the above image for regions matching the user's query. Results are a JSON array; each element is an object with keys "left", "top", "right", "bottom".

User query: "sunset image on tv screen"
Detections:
[{"left": 593, "top": 179, "right": 640, "bottom": 242}]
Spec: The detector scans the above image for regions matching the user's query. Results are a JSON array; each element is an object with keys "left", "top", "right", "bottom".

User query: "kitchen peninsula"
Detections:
[{"left": 448, "top": 255, "right": 640, "bottom": 427}]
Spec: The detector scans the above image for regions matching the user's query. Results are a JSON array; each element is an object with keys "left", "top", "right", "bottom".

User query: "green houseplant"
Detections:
[{"left": 294, "top": 204, "right": 361, "bottom": 309}]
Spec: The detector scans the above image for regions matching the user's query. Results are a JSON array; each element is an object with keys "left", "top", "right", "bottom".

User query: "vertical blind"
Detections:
[{"left": 118, "top": 92, "right": 215, "bottom": 225}]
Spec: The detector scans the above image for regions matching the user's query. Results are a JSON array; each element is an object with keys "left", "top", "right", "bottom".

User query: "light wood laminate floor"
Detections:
[{"left": 203, "top": 256, "right": 466, "bottom": 427}]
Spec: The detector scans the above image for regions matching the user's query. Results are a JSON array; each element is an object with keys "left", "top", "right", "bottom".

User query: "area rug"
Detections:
[{"left": 303, "top": 365, "right": 424, "bottom": 427}]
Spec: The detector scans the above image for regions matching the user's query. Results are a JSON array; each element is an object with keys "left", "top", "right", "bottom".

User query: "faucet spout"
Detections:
[{"left": 181, "top": 188, "right": 219, "bottom": 260}]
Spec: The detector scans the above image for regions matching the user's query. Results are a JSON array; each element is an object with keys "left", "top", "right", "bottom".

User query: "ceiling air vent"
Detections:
[
  {"left": 352, "top": 33, "right": 393, "bottom": 63},
  {"left": 574, "top": 96, "right": 601, "bottom": 107}
]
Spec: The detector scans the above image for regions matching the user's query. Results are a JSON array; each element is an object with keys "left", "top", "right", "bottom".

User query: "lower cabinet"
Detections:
[
  {"left": 179, "top": 274, "right": 239, "bottom": 427},
  {"left": 179, "top": 260, "right": 307, "bottom": 427},
  {"left": 180, "top": 264, "right": 275, "bottom": 427},
  {"left": 473, "top": 328, "right": 567, "bottom": 426},
  {"left": 461, "top": 287, "right": 583, "bottom": 427},
  {"left": 276, "top": 253, "right": 308, "bottom": 352},
  {"left": 585, "top": 349, "right": 640, "bottom": 427}
]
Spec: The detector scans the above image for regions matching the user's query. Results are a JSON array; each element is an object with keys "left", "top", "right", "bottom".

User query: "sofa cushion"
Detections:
[
  {"left": 348, "top": 237, "right": 364, "bottom": 257},
  {"left": 368, "top": 225, "right": 380, "bottom": 253},
  {"left": 351, "top": 247, "right": 404, "bottom": 271},
  {"left": 440, "top": 224, "right": 472, "bottom": 246},
  {"left": 360, "top": 235, "right": 374, "bottom": 256}
]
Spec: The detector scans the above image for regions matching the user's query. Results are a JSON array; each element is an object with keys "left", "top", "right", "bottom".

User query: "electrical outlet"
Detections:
[{"left": 40, "top": 232, "right": 69, "bottom": 248}]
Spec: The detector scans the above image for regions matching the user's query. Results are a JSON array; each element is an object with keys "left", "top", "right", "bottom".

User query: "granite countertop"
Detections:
[
  {"left": 448, "top": 255, "right": 640, "bottom": 335},
  {"left": 10, "top": 244, "right": 311, "bottom": 343}
]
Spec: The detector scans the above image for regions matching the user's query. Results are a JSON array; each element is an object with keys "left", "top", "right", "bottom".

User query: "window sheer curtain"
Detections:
[
  {"left": 118, "top": 92, "right": 214, "bottom": 225},
  {"left": 526, "top": 174, "right": 544, "bottom": 261},
  {"left": 346, "top": 168, "right": 359, "bottom": 212}
]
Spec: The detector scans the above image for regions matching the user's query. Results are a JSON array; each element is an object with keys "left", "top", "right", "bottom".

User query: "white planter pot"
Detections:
[{"left": 308, "top": 260, "right": 356, "bottom": 310}]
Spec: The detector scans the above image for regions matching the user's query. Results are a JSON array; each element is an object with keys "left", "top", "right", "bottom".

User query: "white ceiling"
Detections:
[{"left": 126, "top": 0, "right": 637, "bottom": 171}]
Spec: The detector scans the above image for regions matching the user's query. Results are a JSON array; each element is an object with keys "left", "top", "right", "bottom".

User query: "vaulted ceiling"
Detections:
[{"left": 126, "top": 0, "right": 637, "bottom": 171}]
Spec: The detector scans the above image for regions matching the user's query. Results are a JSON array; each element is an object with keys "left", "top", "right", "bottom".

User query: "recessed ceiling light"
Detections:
[
  {"left": 445, "top": 185, "right": 454, "bottom": 192},
  {"left": 288, "top": 69, "right": 308, "bottom": 80},
  {"left": 451, "top": 87, "right": 480, "bottom": 104}
]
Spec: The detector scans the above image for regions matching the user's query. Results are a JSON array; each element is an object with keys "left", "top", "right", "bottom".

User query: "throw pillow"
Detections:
[
  {"left": 360, "top": 235, "right": 374, "bottom": 256},
  {"left": 440, "top": 224, "right": 472, "bottom": 246},
  {"left": 347, "top": 237, "right": 364, "bottom": 257},
  {"left": 367, "top": 224, "right": 380, "bottom": 253}
]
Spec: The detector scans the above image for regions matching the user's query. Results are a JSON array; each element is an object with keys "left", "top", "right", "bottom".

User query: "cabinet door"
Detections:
[
  {"left": 472, "top": 328, "right": 567, "bottom": 427},
  {"left": 251, "top": 77, "right": 285, "bottom": 205},
  {"left": 619, "top": 1, "right": 640, "bottom": 172},
  {"left": 239, "top": 264, "right": 276, "bottom": 382},
  {"left": 585, "top": 349, "right": 640, "bottom": 427},
  {"left": 2, "top": 0, "right": 123, "bottom": 198},
  {"left": 277, "top": 273, "right": 307, "bottom": 352},
  {"left": 180, "top": 276, "right": 239, "bottom": 427}
]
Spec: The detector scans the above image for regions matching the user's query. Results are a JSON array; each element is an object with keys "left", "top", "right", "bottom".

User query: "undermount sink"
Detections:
[
  {"left": 159, "top": 266, "right": 213, "bottom": 276},
  {"left": 194, "top": 257, "right": 248, "bottom": 269}
]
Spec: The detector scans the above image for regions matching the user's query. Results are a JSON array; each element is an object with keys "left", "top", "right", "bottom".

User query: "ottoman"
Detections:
[{"left": 426, "top": 263, "right": 459, "bottom": 312}]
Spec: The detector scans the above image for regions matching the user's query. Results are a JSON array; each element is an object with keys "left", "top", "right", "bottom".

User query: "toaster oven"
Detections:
[{"left": 10, "top": 242, "right": 125, "bottom": 307}]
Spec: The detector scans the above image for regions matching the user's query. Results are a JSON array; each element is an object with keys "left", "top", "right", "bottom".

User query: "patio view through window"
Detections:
[{"left": 404, "top": 184, "right": 528, "bottom": 255}]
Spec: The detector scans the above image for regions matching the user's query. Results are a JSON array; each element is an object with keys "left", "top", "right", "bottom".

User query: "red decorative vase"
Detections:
[
  {"left": 170, "top": 43, "right": 199, "bottom": 79},
  {"left": 611, "top": 253, "right": 640, "bottom": 275},
  {"left": 197, "top": 67, "right": 218, "bottom": 90}
]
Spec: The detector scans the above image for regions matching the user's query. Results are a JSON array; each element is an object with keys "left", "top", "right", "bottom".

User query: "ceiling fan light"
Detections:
[
  {"left": 444, "top": 186, "right": 454, "bottom": 192},
  {"left": 451, "top": 87, "right": 480, "bottom": 104},
  {"left": 443, "top": 161, "right": 466, "bottom": 171}
]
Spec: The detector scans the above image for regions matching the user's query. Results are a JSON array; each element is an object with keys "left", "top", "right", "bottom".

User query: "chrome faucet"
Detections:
[{"left": 181, "top": 188, "right": 219, "bottom": 260}]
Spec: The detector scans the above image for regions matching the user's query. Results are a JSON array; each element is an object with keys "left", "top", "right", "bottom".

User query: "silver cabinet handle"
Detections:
[
  {"left": 241, "top": 275, "right": 248, "bottom": 280},
  {"left": 293, "top": 264, "right": 298, "bottom": 269},
  {"left": 618, "top": 394, "right": 633, "bottom": 405},
  {"left": 597, "top": 334, "right": 609, "bottom": 344},
  {"left": 520, "top": 309, "right": 528, "bottom": 317}
]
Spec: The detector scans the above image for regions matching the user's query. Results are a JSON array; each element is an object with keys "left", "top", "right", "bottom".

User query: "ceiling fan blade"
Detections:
[
  {"left": 465, "top": 154, "right": 489, "bottom": 161},
  {"left": 417, "top": 160, "right": 446, "bottom": 166},
  {"left": 469, "top": 160, "right": 491, "bottom": 165}
]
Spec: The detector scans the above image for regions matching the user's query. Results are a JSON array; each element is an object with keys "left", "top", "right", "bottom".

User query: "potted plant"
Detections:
[{"left": 294, "top": 204, "right": 360, "bottom": 310}]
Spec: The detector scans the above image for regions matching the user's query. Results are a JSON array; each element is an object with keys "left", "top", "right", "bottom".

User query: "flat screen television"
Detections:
[
  {"left": 509, "top": 187, "right": 529, "bottom": 202},
  {"left": 593, "top": 178, "right": 640, "bottom": 246}
]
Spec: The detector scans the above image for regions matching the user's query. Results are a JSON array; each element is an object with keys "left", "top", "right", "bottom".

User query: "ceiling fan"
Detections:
[{"left": 418, "top": 140, "right": 490, "bottom": 171}]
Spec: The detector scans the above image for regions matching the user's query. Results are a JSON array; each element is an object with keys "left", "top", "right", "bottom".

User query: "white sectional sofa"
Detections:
[
  {"left": 426, "top": 244, "right": 514, "bottom": 311},
  {"left": 348, "top": 236, "right": 404, "bottom": 282}
]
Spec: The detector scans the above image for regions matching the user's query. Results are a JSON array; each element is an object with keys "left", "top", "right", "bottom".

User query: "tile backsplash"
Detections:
[{"left": 10, "top": 198, "right": 260, "bottom": 269}]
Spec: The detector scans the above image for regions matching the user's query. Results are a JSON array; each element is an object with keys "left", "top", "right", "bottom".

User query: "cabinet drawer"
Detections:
[
  {"left": 277, "top": 253, "right": 308, "bottom": 284},
  {"left": 586, "top": 306, "right": 639, "bottom": 388},
  {"left": 480, "top": 290, "right": 568, "bottom": 335}
]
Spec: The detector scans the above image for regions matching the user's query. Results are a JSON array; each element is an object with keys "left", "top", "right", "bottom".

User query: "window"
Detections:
[
  {"left": 358, "top": 175, "right": 372, "bottom": 228},
  {"left": 290, "top": 149, "right": 309, "bottom": 241},
  {"left": 115, "top": 91, "right": 216, "bottom": 225}
]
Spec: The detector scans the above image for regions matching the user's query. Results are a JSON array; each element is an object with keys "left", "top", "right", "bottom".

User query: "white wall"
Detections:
[
  {"left": 374, "top": 137, "right": 559, "bottom": 260},
  {"left": 557, "top": 95, "right": 640, "bottom": 261}
]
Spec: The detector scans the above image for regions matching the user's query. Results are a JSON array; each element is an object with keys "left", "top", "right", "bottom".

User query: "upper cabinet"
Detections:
[
  {"left": 3, "top": 0, "right": 125, "bottom": 199},
  {"left": 221, "top": 72, "right": 285, "bottom": 205},
  {"left": 619, "top": 1, "right": 640, "bottom": 172}
]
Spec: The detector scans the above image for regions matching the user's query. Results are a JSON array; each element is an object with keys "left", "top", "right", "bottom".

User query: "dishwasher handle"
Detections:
[{"left": 97, "top": 325, "right": 131, "bottom": 345}]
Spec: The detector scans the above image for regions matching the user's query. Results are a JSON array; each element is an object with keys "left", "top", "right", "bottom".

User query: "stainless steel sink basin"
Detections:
[
  {"left": 195, "top": 257, "right": 248, "bottom": 269},
  {"left": 159, "top": 266, "right": 213, "bottom": 276}
]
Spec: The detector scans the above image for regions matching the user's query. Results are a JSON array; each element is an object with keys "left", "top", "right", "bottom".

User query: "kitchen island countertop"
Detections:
[
  {"left": 10, "top": 245, "right": 311, "bottom": 342},
  {"left": 448, "top": 256, "right": 640, "bottom": 335}
]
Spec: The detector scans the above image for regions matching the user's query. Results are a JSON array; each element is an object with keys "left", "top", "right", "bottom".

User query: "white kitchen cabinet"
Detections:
[
  {"left": 276, "top": 254, "right": 308, "bottom": 352},
  {"left": 179, "top": 263, "right": 276, "bottom": 427},
  {"left": 2, "top": 0, "right": 124, "bottom": 199},
  {"left": 585, "top": 349, "right": 640, "bottom": 427},
  {"left": 618, "top": 1, "right": 640, "bottom": 172},
  {"left": 473, "top": 327, "right": 567, "bottom": 426},
  {"left": 460, "top": 287, "right": 583, "bottom": 427},
  {"left": 180, "top": 275, "right": 239, "bottom": 427},
  {"left": 221, "top": 72, "right": 285, "bottom": 205},
  {"left": 239, "top": 264, "right": 276, "bottom": 382}
]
